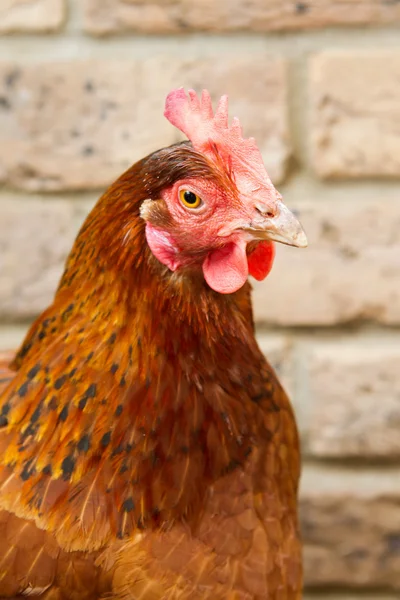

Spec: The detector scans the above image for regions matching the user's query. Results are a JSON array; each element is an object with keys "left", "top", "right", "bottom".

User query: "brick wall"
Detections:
[{"left": 1, "top": 1, "right": 400, "bottom": 597}]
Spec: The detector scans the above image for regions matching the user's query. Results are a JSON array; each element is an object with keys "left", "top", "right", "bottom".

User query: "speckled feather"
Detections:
[{"left": 0, "top": 143, "right": 302, "bottom": 598}]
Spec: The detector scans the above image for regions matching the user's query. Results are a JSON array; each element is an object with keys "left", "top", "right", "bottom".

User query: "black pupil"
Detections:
[{"left": 183, "top": 191, "right": 198, "bottom": 205}]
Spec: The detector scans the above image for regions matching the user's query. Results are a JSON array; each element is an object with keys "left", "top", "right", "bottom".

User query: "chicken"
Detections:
[{"left": 0, "top": 88, "right": 307, "bottom": 599}]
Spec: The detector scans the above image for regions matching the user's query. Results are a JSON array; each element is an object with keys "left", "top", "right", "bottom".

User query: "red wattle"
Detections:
[{"left": 247, "top": 241, "right": 276, "bottom": 281}]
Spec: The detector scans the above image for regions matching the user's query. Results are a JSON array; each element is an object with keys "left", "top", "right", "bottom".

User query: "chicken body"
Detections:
[
  {"left": 0, "top": 92, "right": 304, "bottom": 599},
  {"left": 0, "top": 311, "right": 301, "bottom": 600}
]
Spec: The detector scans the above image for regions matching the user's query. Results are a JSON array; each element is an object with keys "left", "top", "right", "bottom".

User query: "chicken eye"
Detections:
[{"left": 179, "top": 189, "right": 202, "bottom": 209}]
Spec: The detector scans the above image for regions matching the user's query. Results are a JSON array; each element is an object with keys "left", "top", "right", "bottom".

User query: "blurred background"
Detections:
[{"left": 0, "top": 1, "right": 400, "bottom": 598}]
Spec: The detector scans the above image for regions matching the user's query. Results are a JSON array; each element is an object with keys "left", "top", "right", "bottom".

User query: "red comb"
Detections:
[{"left": 164, "top": 88, "right": 272, "bottom": 187}]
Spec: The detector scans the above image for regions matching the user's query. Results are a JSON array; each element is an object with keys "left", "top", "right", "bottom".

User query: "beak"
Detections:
[{"left": 245, "top": 199, "right": 308, "bottom": 248}]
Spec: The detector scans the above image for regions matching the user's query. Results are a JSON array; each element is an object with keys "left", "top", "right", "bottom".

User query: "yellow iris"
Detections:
[{"left": 179, "top": 189, "right": 202, "bottom": 209}]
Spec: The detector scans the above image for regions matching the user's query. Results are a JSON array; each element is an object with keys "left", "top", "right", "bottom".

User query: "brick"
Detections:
[
  {"left": 0, "top": 58, "right": 289, "bottom": 192},
  {"left": 306, "top": 342, "right": 400, "bottom": 458},
  {"left": 300, "top": 466, "right": 400, "bottom": 591},
  {"left": 84, "top": 0, "right": 400, "bottom": 35},
  {"left": 311, "top": 52, "right": 400, "bottom": 179},
  {"left": 0, "top": 326, "right": 27, "bottom": 351},
  {"left": 0, "top": 197, "right": 83, "bottom": 320},
  {"left": 252, "top": 196, "right": 400, "bottom": 326},
  {"left": 0, "top": 0, "right": 65, "bottom": 33},
  {"left": 302, "top": 494, "right": 400, "bottom": 590},
  {"left": 4, "top": 194, "right": 400, "bottom": 326}
]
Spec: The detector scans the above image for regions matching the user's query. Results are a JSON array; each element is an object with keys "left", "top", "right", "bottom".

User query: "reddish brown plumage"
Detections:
[{"left": 0, "top": 134, "right": 303, "bottom": 595}]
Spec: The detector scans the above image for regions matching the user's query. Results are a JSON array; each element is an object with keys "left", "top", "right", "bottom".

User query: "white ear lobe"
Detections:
[{"left": 139, "top": 199, "right": 153, "bottom": 221}]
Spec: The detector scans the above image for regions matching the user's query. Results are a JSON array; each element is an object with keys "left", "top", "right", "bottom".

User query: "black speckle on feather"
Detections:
[{"left": 61, "top": 454, "right": 75, "bottom": 480}]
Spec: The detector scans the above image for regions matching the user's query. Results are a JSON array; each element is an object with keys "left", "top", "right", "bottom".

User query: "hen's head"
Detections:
[{"left": 141, "top": 88, "right": 307, "bottom": 294}]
